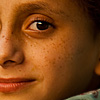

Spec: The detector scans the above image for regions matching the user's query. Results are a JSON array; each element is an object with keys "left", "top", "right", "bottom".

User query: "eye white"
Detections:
[{"left": 29, "top": 22, "right": 39, "bottom": 30}]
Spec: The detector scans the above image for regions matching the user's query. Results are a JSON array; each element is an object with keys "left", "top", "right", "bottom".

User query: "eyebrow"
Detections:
[{"left": 14, "top": 1, "right": 66, "bottom": 17}]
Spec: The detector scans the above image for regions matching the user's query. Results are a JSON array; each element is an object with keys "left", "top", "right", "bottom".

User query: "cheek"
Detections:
[
  {"left": 22, "top": 28, "right": 96, "bottom": 98},
  {"left": 37, "top": 34, "right": 95, "bottom": 89},
  {"left": 25, "top": 30, "right": 95, "bottom": 82}
]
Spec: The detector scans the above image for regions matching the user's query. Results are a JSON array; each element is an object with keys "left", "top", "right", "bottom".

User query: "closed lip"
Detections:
[
  {"left": 0, "top": 78, "right": 36, "bottom": 83},
  {"left": 0, "top": 78, "right": 36, "bottom": 93}
]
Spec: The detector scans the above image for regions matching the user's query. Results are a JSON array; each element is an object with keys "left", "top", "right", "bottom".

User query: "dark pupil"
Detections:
[{"left": 36, "top": 21, "right": 49, "bottom": 30}]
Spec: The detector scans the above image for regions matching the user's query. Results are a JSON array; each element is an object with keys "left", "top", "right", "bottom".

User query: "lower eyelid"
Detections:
[{"left": 23, "top": 28, "right": 54, "bottom": 39}]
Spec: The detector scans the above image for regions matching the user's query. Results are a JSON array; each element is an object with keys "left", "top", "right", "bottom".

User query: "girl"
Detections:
[{"left": 0, "top": 0, "right": 99, "bottom": 100}]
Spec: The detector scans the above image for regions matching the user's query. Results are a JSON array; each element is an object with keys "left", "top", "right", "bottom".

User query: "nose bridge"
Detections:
[
  {"left": 0, "top": 31, "right": 14, "bottom": 56},
  {"left": 1, "top": 0, "right": 16, "bottom": 32},
  {"left": 0, "top": 3, "right": 17, "bottom": 61},
  {"left": 0, "top": 27, "right": 24, "bottom": 67},
  {"left": 0, "top": 30, "right": 16, "bottom": 62},
  {"left": 0, "top": 17, "right": 23, "bottom": 66}
]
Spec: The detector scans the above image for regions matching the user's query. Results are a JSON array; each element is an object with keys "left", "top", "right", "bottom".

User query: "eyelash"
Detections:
[{"left": 28, "top": 20, "right": 53, "bottom": 31}]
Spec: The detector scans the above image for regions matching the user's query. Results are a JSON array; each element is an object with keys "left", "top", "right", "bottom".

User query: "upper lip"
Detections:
[{"left": 0, "top": 78, "right": 35, "bottom": 83}]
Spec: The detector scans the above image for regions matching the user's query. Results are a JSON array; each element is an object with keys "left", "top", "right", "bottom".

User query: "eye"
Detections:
[
  {"left": 22, "top": 14, "right": 55, "bottom": 38},
  {"left": 29, "top": 21, "right": 51, "bottom": 31}
]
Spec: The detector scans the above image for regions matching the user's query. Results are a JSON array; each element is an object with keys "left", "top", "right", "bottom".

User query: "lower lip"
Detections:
[{"left": 0, "top": 82, "right": 34, "bottom": 93}]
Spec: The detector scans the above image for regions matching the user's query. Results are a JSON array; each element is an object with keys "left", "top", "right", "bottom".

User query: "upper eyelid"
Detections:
[
  {"left": 29, "top": 16, "right": 54, "bottom": 25},
  {"left": 28, "top": 20, "right": 53, "bottom": 28},
  {"left": 22, "top": 14, "right": 55, "bottom": 30}
]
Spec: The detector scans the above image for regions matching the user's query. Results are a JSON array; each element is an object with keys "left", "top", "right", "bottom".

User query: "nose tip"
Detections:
[
  {"left": 0, "top": 50, "right": 24, "bottom": 67},
  {"left": 1, "top": 60, "right": 17, "bottom": 68},
  {"left": 0, "top": 35, "right": 24, "bottom": 67},
  {"left": 0, "top": 54, "right": 24, "bottom": 68}
]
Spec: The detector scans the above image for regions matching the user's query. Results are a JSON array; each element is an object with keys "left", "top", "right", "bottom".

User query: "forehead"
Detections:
[
  {"left": 0, "top": 0, "right": 68, "bottom": 7},
  {"left": 0, "top": 0, "right": 77, "bottom": 17},
  {"left": 0, "top": 0, "right": 87, "bottom": 31}
]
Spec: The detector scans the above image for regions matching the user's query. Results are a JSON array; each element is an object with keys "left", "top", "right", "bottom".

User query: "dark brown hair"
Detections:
[{"left": 78, "top": 0, "right": 100, "bottom": 27}]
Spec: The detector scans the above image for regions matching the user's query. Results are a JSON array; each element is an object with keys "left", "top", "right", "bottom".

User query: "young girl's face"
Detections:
[{"left": 0, "top": 0, "right": 99, "bottom": 100}]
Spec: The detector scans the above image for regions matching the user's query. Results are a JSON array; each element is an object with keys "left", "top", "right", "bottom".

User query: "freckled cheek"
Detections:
[
  {"left": 24, "top": 38, "right": 76, "bottom": 71},
  {"left": 37, "top": 45, "right": 69, "bottom": 73}
]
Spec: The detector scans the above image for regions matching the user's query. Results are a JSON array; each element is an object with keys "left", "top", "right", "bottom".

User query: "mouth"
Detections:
[{"left": 0, "top": 78, "right": 36, "bottom": 93}]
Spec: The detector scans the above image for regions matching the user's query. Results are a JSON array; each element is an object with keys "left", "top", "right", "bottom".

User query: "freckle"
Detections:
[
  {"left": 59, "top": 65, "right": 62, "bottom": 68},
  {"left": 2, "top": 35, "right": 5, "bottom": 38},
  {"left": 70, "top": 56, "right": 73, "bottom": 60},
  {"left": 44, "top": 56, "right": 47, "bottom": 59},
  {"left": 52, "top": 61, "right": 56, "bottom": 65},
  {"left": 19, "top": 69, "right": 22, "bottom": 72},
  {"left": 52, "top": 43, "right": 55, "bottom": 46},
  {"left": 62, "top": 40, "right": 66, "bottom": 44},
  {"left": 5, "top": 38, "right": 9, "bottom": 42},
  {"left": 6, "top": 38, "right": 8, "bottom": 40},
  {"left": 31, "top": 68, "right": 34, "bottom": 71},
  {"left": 50, "top": 38, "right": 53, "bottom": 41},
  {"left": 12, "top": 31, "right": 14, "bottom": 34},
  {"left": 58, "top": 56, "right": 61, "bottom": 60},
  {"left": 43, "top": 48, "right": 45, "bottom": 50},
  {"left": 71, "top": 19, "right": 74, "bottom": 22}
]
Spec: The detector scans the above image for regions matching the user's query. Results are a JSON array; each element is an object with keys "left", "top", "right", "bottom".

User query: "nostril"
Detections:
[
  {"left": 3, "top": 60, "right": 15, "bottom": 65},
  {"left": 0, "top": 50, "right": 24, "bottom": 68},
  {"left": 0, "top": 60, "right": 16, "bottom": 68}
]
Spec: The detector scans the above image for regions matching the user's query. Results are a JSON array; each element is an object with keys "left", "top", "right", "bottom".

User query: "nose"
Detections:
[{"left": 0, "top": 33, "right": 24, "bottom": 68}]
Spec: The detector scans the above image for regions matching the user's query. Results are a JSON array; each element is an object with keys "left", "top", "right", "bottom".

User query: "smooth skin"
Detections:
[{"left": 0, "top": 0, "right": 100, "bottom": 100}]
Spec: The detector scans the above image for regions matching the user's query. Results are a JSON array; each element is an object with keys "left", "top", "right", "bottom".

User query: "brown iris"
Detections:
[{"left": 36, "top": 21, "right": 50, "bottom": 30}]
